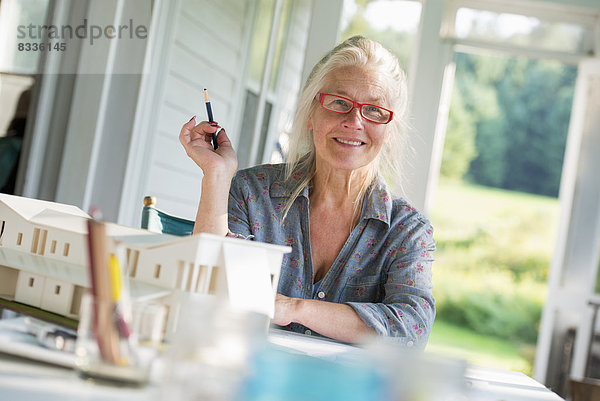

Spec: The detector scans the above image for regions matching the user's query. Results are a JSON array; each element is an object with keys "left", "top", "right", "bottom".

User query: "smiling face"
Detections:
[{"left": 308, "top": 65, "right": 391, "bottom": 177}]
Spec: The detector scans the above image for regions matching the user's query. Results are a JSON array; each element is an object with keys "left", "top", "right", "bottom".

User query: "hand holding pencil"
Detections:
[{"left": 179, "top": 91, "right": 238, "bottom": 180}]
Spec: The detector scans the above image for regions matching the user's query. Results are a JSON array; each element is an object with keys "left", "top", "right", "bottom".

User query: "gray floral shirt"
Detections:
[{"left": 228, "top": 163, "right": 435, "bottom": 347}]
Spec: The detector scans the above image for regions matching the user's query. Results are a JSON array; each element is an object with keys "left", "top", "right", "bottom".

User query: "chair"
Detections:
[
  {"left": 569, "top": 378, "right": 600, "bottom": 401},
  {"left": 567, "top": 301, "right": 600, "bottom": 401},
  {"left": 141, "top": 196, "right": 195, "bottom": 236}
]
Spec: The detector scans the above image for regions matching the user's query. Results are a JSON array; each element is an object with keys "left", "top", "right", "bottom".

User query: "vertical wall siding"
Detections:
[
  {"left": 141, "top": 0, "right": 311, "bottom": 221},
  {"left": 144, "top": 0, "right": 251, "bottom": 219}
]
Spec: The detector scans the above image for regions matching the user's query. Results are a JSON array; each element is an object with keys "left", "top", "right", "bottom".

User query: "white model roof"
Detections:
[
  {"left": 104, "top": 222, "right": 159, "bottom": 239},
  {"left": 0, "top": 193, "right": 90, "bottom": 220},
  {"left": 1, "top": 193, "right": 161, "bottom": 238},
  {"left": 29, "top": 209, "right": 88, "bottom": 234}
]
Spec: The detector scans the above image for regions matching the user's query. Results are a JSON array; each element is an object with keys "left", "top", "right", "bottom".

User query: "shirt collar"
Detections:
[
  {"left": 270, "top": 163, "right": 310, "bottom": 198},
  {"left": 360, "top": 177, "right": 392, "bottom": 226}
]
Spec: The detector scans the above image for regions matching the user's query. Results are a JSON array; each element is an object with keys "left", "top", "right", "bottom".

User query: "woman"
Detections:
[{"left": 179, "top": 36, "right": 435, "bottom": 347}]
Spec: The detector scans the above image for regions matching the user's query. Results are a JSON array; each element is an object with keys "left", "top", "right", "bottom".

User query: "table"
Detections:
[
  {"left": 464, "top": 364, "right": 565, "bottom": 401},
  {"left": 0, "top": 321, "right": 564, "bottom": 401}
]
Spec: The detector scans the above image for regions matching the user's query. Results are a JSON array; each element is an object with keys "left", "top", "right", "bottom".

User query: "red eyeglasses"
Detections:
[{"left": 318, "top": 93, "right": 393, "bottom": 124}]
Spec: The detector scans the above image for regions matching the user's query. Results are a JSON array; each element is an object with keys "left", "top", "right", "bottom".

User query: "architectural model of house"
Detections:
[{"left": 0, "top": 193, "right": 290, "bottom": 337}]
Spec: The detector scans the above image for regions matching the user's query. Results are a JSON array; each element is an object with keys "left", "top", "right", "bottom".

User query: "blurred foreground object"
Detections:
[
  {"left": 160, "top": 294, "right": 270, "bottom": 401},
  {"left": 570, "top": 378, "right": 600, "bottom": 401},
  {"left": 238, "top": 336, "right": 466, "bottom": 401}
]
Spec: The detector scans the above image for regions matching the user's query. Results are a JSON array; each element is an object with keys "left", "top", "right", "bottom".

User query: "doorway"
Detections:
[
  {"left": 427, "top": 50, "right": 576, "bottom": 376},
  {"left": 0, "top": 0, "right": 50, "bottom": 194}
]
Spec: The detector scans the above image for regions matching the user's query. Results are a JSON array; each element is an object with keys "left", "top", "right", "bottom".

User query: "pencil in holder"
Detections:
[{"left": 76, "top": 219, "right": 150, "bottom": 384}]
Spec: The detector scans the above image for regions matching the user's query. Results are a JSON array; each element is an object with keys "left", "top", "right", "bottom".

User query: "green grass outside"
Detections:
[
  {"left": 431, "top": 179, "right": 560, "bottom": 264},
  {"left": 427, "top": 178, "right": 560, "bottom": 376},
  {"left": 426, "top": 320, "right": 535, "bottom": 376}
]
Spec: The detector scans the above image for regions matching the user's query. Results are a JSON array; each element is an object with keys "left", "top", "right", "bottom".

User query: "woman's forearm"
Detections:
[
  {"left": 193, "top": 172, "right": 233, "bottom": 235},
  {"left": 274, "top": 295, "right": 375, "bottom": 343},
  {"left": 296, "top": 299, "right": 375, "bottom": 343}
]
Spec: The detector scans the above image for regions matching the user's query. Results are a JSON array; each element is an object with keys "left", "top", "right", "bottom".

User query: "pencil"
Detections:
[
  {"left": 86, "top": 219, "right": 121, "bottom": 364},
  {"left": 204, "top": 88, "right": 218, "bottom": 150}
]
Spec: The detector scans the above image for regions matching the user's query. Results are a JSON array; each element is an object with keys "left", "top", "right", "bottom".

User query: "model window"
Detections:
[
  {"left": 31, "top": 228, "right": 40, "bottom": 253},
  {"left": 129, "top": 250, "right": 140, "bottom": 278}
]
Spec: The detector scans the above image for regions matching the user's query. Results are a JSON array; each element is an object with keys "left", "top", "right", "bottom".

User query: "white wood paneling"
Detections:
[
  {"left": 173, "top": 16, "right": 241, "bottom": 72},
  {"left": 162, "top": 74, "right": 232, "bottom": 124},
  {"left": 181, "top": 0, "right": 246, "bottom": 49},
  {"left": 156, "top": 103, "right": 194, "bottom": 138},
  {"left": 147, "top": 164, "right": 201, "bottom": 203},
  {"left": 119, "top": 0, "right": 316, "bottom": 226},
  {"left": 169, "top": 46, "right": 236, "bottom": 96},
  {"left": 124, "top": 0, "right": 254, "bottom": 225}
]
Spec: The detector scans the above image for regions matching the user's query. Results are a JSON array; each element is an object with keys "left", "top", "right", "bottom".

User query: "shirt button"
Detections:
[
  {"left": 305, "top": 329, "right": 312, "bottom": 335},
  {"left": 407, "top": 340, "right": 414, "bottom": 347},
  {"left": 317, "top": 291, "right": 325, "bottom": 299}
]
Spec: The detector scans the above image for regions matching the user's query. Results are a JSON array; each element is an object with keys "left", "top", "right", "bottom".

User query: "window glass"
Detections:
[
  {"left": 241, "top": 0, "right": 292, "bottom": 167},
  {"left": 454, "top": 8, "right": 587, "bottom": 54},
  {"left": 0, "top": 0, "right": 48, "bottom": 193},
  {"left": 340, "top": 0, "right": 422, "bottom": 74},
  {"left": 238, "top": 90, "right": 274, "bottom": 168},
  {"left": 248, "top": 0, "right": 276, "bottom": 85},
  {"left": 268, "top": 0, "right": 291, "bottom": 91},
  {"left": 238, "top": 90, "right": 260, "bottom": 168},
  {"left": 0, "top": 0, "right": 50, "bottom": 74}
]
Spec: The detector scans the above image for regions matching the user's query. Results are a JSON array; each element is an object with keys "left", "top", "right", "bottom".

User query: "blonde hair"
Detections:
[{"left": 283, "top": 36, "right": 411, "bottom": 219}]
